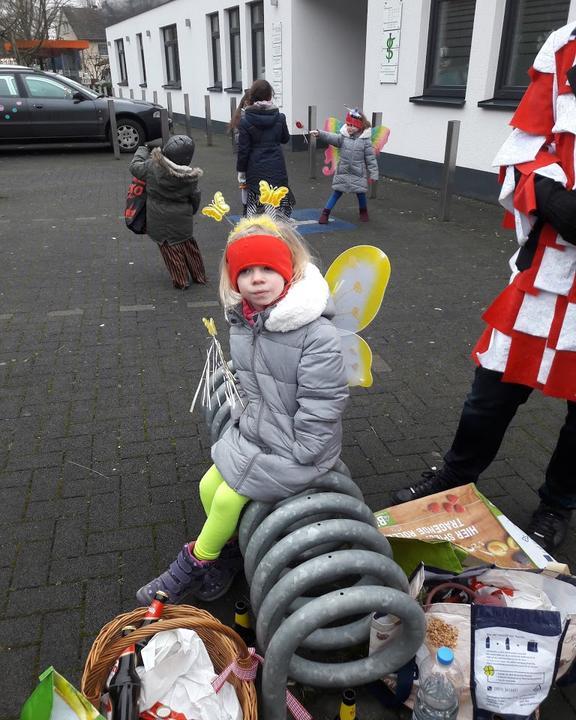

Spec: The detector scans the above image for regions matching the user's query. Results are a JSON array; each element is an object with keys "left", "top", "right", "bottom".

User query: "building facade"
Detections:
[{"left": 106, "top": 0, "right": 576, "bottom": 201}]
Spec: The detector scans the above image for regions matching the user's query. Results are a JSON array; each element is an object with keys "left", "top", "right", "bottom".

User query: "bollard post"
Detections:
[
  {"left": 107, "top": 98, "right": 120, "bottom": 159},
  {"left": 166, "top": 91, "right": 173, "bottom": 121},
  {"left": 160, "top": 108, "right": 170, "bottom": 146},
  {"left": 141, "top": 88, "right": 146, "bottom": 101},
  {"left": 440, "top": 120, "right": 461, "bottom": 222},
  {"left": 184, "top": 93, "right": 192, "bottom": 137},
  {"left": 129, "top": 88, "right": 134, "bottom": 99},
  {"left": 153, "top": 90, "right": 158, "bottom": 104},
  {"left": 308, "top": 104, "right": 317, "bottom": 179},
  {"left": 370, "top": 111, "right": 382, "bottom": 199},
  {"left": 204, "top": 94, "right": 213, "bottom": 146}
]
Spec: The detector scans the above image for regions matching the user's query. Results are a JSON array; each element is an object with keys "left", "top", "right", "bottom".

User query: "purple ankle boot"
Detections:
[{"left": 136, "top": 544, "right": 213, "bottom": 606}]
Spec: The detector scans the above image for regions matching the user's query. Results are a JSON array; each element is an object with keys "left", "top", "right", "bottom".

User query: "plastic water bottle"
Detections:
[{"left": 412, "top": 646, "right": 460, "bottom": 720}]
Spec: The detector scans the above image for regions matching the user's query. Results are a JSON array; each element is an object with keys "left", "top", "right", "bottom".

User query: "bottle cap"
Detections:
[{"left": 437, "top": 646, "right": 454, "bottom": 665}]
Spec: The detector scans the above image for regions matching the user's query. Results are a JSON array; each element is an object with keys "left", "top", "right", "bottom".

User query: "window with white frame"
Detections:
[
  {"left": 422, "top": 0, "right": 476, "bottom": 99},
  {"left": 228, "top": 7, "right": 242, "bottom": 88},
  {"left": 251, "top": 2, "right": 265, "bottom": 80},
  {"left": 115, "top": 38, "right": 127, "bottom": 84},
  {"left": 162, "top": 24, "right": 181, "bottom": 86},
  {"left": 209, "top": 13, "right": 222, "bottom": 88},
  {"left": 494, "top": 0, "right": 570, "bottom": 100},
  {"left": 136, "top": 32, "right": 147, "bottom": 85}
]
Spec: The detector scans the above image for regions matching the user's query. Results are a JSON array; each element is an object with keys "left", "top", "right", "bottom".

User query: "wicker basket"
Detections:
[{"left": 81, "top": 604, "right": 258, "bottom": 720}]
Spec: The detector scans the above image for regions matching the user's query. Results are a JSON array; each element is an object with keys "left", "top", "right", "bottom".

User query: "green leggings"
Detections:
[{"left": 194, "top": 464, "right": 250, "bottom": 560}]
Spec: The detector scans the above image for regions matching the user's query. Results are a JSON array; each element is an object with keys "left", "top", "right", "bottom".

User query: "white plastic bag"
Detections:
[{"left": 138, "top": 629, "right": 242, "bottom": 720}]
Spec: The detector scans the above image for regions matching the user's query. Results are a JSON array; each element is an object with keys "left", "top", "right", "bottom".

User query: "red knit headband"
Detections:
[
  {"left": 226, "top": 234, "right": 293, "bottom": 290},
  {"left": 345, "top": 113, "right": 363, "bottom": 129}
]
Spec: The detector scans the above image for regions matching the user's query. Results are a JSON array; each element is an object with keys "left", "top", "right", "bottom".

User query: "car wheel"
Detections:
[{"left": 115, "top": 118, "right": 145, "bottom": 152}]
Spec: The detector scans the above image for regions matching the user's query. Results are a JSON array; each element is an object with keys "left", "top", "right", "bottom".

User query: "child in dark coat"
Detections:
[
  {"left": 237, "top": 79, "right": 294, "bottom": 218},
  {"left": 130, "top": 135, "right": 206, "bottom": 289}
]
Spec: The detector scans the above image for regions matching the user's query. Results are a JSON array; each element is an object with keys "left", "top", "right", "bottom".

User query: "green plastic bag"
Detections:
[{"left": 20, "top": 667, "right": 105, "bottom": 720}]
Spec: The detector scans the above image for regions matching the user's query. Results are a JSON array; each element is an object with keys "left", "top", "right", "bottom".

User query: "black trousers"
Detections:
[{"left": 441, "top": 366, "right": 576, "bottom": 510}]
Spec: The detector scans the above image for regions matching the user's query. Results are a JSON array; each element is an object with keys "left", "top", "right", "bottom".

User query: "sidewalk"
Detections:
[{"left": 0, "top": 134, "right": 574, "bottom": 719}]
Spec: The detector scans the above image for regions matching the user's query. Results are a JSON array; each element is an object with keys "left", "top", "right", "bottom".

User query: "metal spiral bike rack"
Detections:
[{"left": 205, "top": 365, "right": 426, "bottom": 720}]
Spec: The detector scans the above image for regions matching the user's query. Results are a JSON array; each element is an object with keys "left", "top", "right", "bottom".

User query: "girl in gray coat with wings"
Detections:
[
  {"left": 312, "top": 108, "right": 379, "bottom": 224},
  {"left": 137, "top": 218, "right": 349, "bottom": 605}
]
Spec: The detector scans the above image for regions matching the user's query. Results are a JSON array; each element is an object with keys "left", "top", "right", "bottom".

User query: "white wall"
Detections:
[
  {"left": 290, "top": 0, "right": 367, "bottom": 132},
  {"left": 105, "top": 0, "right": 303, "bottom": 126},
  {"left": 364, "top": 0, "right": 576, "bottom": 176}
]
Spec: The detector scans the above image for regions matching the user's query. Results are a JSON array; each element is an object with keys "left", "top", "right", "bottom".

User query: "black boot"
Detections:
[
  {"left": 527, "top": 503, "right": 572, "bottom": 553},
  {"left": 390, "top": 469, "right": 463, "bottom": 505}
]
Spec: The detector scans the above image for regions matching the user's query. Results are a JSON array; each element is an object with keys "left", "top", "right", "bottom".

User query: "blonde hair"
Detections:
[{"left": 219, "top": 218, "right": 311, "bottom": 309}]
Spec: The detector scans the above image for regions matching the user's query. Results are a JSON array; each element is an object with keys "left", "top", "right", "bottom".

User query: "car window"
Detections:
[
  {"left": 0, "top": 75, "right": 19, "bottom": 97},
  {"left": 24, "top": 75, "right": 73, "bottom": 99}
]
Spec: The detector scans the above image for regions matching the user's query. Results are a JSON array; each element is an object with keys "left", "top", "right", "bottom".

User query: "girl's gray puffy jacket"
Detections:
[
  {"left": 129, "top": 146, "right": 202, "bottom": 246},
  {"left": 212, "top": 263, "right": 349, "bottom": 502},
  {"left": 318, "top": 126, "right": 379, "bottom": 194}
]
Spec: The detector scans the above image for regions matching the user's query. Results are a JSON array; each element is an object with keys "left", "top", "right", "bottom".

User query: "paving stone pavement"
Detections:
[{"left": 0, "top": 134, "right": 575, "bottom": 719}]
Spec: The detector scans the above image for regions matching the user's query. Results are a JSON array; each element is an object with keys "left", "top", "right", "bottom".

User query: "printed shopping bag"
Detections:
[
  {"left": 20, "top": 666, "right": 105, "bottom": 720},
  {"left": 125, "top": 177, "right": 147, "bottom": 234}
]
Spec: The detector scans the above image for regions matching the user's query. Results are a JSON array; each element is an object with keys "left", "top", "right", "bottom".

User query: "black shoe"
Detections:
[
  {"left": 390, "top": 469, "right": 462, "bottom": 505},
  {"left": 527, "top": 503, "right": 572, "bottom": 553}
]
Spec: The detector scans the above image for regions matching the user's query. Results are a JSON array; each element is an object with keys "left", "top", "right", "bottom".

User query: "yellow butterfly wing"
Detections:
[
  {"left": 325, "top": 245, "right": 391, "bottom": 333},
  {"left": 338, "top": 332, "right": 374, "bottom": 388},
  {"left": 202, "top": 205, "right": 224, "bottom": 221},
  {"left": 213, "top": 191, "right": 230, "bottom": 214}
]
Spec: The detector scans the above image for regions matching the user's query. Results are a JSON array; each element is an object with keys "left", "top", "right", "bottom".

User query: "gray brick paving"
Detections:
[{"left": 0, "top": 137, "right": 575, "bottom": 719}]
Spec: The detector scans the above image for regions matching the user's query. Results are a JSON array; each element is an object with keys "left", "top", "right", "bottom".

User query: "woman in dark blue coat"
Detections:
[{"left": 236, "top": 79, "right": 294, "bottom": 217}]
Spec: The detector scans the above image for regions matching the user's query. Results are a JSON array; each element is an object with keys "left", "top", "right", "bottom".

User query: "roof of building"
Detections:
[{"left": 61, "top": 7, "right": 107, "bottom": 41}]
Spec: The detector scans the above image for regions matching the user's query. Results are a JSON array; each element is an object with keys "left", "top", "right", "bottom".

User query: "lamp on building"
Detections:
[
  {"left": 125, "top": 35, "right": 130, "bottom": 42},
  {"left": 146, "top": 30, "right": 151, "bottom": 37},
  {"left": 270, "top": 0, "right": 278, "bottom": 5},
  {"left": 185, "top": 18, "right": 191, "bottom": 27}
]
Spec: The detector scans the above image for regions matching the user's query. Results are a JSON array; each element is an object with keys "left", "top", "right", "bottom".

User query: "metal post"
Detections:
[
  {"left": 166, "top": 91, "right": 173, "bottom": 121},
  {"left": 204, "top": 94, "right": 213, "bottom": 146},
  {"left": 129, "top": 88, "right": 134, "bottom": 99},
  {"left": 118, "top": 87, "right": 123, "bottom": 98},
  {"left": 107, "top": 98, "right": 120, "bottom": 159},
  {"left": 141, "top": 88, "right": 146, "bottom": 101},
  {"left": 370, "top": 111, "right": 382, "bottom": 199},
  {"left": 440, "top": 120, "right": 461, "bottom": 222},
  {"left": 184, "top": 93, "right": 192, "bottom": 137},
  {"left": 160, "top": 108, "right": 170, "bottom": 146},
  {"left": 153, "top": 90, "right": 158, "bottom": 104},
  {"left": 230, "top": 96, "right": 238, "bottom": 150},
  {"left": 308, "top": 105, "right": 317, "bottom": 179}
]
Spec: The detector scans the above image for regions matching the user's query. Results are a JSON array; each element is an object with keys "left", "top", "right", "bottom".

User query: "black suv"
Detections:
[{"left": 0, "top": 67, "right": 167, "bottom": 152}]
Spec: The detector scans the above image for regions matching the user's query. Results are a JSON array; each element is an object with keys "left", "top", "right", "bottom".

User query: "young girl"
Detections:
[
  {"left": 129, "top": 135, "right": 206, "bottom": 289},
  {"left": 312, "top": 108, "right": 379, "bottom": 224},
  {"left": 136, "top": 218, "right": 349, "bottom": 604},
  {"left": 236, "top": 79, "right": 295, "bottom": 218}
]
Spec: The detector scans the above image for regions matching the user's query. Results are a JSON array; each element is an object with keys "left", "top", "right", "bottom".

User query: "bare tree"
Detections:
[{"left": 0, "top": 0, "right": 72, "bottom": 66}]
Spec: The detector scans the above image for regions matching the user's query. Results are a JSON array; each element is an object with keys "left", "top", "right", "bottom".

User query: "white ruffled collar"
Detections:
[{"left": 265, "top": 262, "right": 330, "bottom": 332}]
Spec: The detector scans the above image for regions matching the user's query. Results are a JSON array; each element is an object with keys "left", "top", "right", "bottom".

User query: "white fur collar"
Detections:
[
  {"left": 340, "top": 126, "right": 371, "bottom": 140},
  {"left": 265, "top": 263, "right": 330, "bottom": 332},
  {"left": 151, "top": 147, "right": 203, "bottom": 178}
]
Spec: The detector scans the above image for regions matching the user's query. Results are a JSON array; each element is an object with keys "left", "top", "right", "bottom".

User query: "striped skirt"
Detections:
[{"left": 158, "top": 239, "right": 207, "bottom": 288}]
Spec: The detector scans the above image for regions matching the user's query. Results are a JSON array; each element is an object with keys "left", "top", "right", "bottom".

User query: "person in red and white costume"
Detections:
[{"left": 390, "top": 22, "right": 576, "bottom": 553}]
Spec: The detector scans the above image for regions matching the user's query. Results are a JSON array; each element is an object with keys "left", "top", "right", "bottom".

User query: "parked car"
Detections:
[{"left": 0, "top": 67, "right": 169, "bottom": 152}]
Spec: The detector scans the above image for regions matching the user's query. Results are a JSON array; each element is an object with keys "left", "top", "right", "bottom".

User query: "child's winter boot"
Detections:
[
  {"left": 359, "top": 208, "right": 369, "bottom": 222},
  {"left": 193, "top": 551, "right": 244, "bottom": 602},
  {"left": 136, "top": 544, "right": 214, "bottom": 606},
  {"left": 318, "top": 208, "right": 331, "bottom": 224}
]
